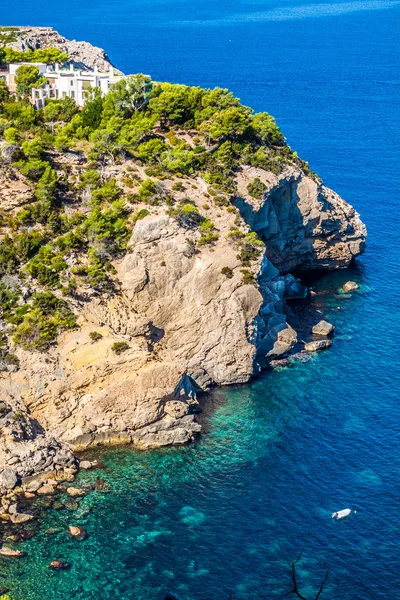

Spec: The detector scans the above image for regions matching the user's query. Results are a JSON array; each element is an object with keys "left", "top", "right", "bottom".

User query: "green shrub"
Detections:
[
  {"left": 172, "top": 182, "right": 185, "bottom": 192},
  {"left": 239, "top": 232, "right": 264, "bottom": 265},
  {"left": 91, "top": 178, "right": 121, "bottom": 207},
  {"left": 25, "top": 246, "right": 67, "bottom": 287},
  {"left": 240, "top": 269, "right": 256, "bottom": 285},
  {"left": 221, "top": 266, "right": 233, "bottom": 278},
  {"left": 15, "top": 158, "right": 49, "bottom": 181},
  {"left": 111, "top": 341, "right": 130, "bottom": 355},
  {"left": 168, "top": 203, "right": 201, "bottom": 227},
  {"left": 89, "top": 331, "right": 103, "bottom": 342},
  {"left": 198, "top": 217, "right": 219, "bottom": 246},
  {"left": 13, "top": 292, "right": 76, "bottom": 351},
  {"left": 247, "top": 177, "right": 267, "bottom": 199}
]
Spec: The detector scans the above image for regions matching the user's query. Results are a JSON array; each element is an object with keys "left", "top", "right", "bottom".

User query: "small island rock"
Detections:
[
  {"left": 342, "top": 281, "right": 359, "bottom": 293},
  {"left": 304, "top": 340, "right": 332, "bottom": 353},
  {"left": 312, "top": 320, "right": 335, "bottom": 337}
]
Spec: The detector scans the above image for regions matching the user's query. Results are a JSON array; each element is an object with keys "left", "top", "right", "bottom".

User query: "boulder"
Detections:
[
  {"left": 79, "top": 461, "right": 92, "bottom": 470},
  {"left": 0, "top": 469, "right": 18, "bottom": 490},
  {"left": 1, "top": 143, "right": 22, "bottom": 164},
  {"left": 312, "top": 320, "right": 335, "bottom": 337},
  {"left": 66, "top": 487, "right": 86, "bottom": 498},
  {"left": 267, "top": 324, "right": 298, "bottom": 359},
  {"left": 37, "top": 484, "right": 56, "bottom": 496},
  {"left": 25, "top": 480, "right": 42, "bottom": 493},
  {"left": 304, "top": 340, "right": 332, "bottom": 353},
  {"left": 342, "top": 281, "right": 359, "bottom": 293},
  {"left": 0, "top": 546, "right": 26, "bottom": 558},
  {"left": 68, "top": 525, "right": 87, "bottom": 539},
  {"left": 49, "top": 560, "right": 71, "bottom": 571},
  {"left": 10, "top": 513, "right": 34, "bottom": 524}
]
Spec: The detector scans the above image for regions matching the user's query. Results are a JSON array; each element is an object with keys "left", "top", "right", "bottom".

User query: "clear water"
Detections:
[{"left": 2, "top": 1, "right": 400, "bottom": 598}]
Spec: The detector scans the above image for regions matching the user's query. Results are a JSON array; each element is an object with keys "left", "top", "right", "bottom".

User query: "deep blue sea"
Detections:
[{"left": 2, "top": 1, "right": 400, "bottom": 598}]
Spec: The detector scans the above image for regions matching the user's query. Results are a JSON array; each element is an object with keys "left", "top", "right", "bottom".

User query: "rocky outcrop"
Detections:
[
  {"left": 0, "top": 27, "right": 367, "bottom": 484},
  {"left": 235, "top": 166, "right": 366, "bottom": 273},
  {"left": 0, "top": 399, "right": 77, "bottom": 496},
  {"left": 0, "top": 163, "right": 366, "bottom": 476},
  {"left": 312, "top": 320, "right": 335, "bottom": 337},
  {"left": 6, "top": 26, "right": 121, "bottom": 73}
]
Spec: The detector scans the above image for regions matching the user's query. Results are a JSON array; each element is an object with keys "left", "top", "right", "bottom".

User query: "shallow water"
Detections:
[{"left": 2, "top": 0, "right": 400, "bottom": 598}]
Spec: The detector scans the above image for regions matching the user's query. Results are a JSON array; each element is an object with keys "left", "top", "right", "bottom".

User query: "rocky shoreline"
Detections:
[{"left": 0, "top": 28, "right": 367, "bottom": 509}]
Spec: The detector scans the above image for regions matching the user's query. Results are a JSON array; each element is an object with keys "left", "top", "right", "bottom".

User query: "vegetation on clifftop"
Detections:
[{"left": 0, "top": 69, "right": 316, "bottom": 353}]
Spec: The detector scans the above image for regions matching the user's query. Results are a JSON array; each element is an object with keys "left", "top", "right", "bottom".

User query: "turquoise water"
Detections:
[{"left": 2, "top": 0, "right": 400, "bottom": 598}]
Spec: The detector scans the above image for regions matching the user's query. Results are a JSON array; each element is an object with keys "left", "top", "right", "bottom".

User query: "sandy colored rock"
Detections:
[
  {"left": 342, "top": 281, "right": 359, "bottom": 293},
  {"left": 267, "top": 324, "right": 298, "bottom": 358},
  {"left": 304, "top": 340, "right": 332, "bottom": 353},
  {"left": 68, "top": 525, "right": 87, "bottom": 539},
  {"left": 8, "top": 27, "right": 121, "bottom": 73},
  {"left": 312, "top": 320, "right": 335, "bottom": 337},
  {"left": 9, "top": 513, "right": 34, "bottom": 524},
  {"left": 0, "top": 546, "right": 26, "bottom": 558},
  {"left": 66, "top": 487, "right": 86, "bottom": 498},
  {"left": 37, "top": 484, "right": 56, "bottom": 496},
  {"left": 0, "top": 31, "right": 367, "bottom": 484},
  {"left": 79, "top": 461, "right": 93, "bottom": 470},
  {"left": 49, "top": 560, "right": 71, "bottom": 571}
]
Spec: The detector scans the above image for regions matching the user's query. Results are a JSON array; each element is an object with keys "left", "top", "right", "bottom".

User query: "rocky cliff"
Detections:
[
  {"left": 0, "top": 34, "right": 366, "bottom": 497},
  {"left": 0, "top": 163, "right": 365, "bottom": 468},
  {"left": 3, "top": 26, "right": 121, "bottom": 72}
]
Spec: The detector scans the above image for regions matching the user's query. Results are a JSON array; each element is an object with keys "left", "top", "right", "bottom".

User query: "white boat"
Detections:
[{"left": 332, "top": 508, "right": 352, "bottom": 519}]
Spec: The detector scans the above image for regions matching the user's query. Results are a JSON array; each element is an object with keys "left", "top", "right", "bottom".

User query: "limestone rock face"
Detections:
[
  {"left": 0, "top": 153, "right": 366, "bottom": 475},
  {"left": 8, "top": 27, "right": 122, "bottom": 73},
  {"left": 236, "top": 167, "right": 367, "bottom": 273},
  {"left": 118, "top": 215, "right": 263, "bottom": 387},
  {"left": 0, "top": 400, "right": 77, "bottom": 494}
]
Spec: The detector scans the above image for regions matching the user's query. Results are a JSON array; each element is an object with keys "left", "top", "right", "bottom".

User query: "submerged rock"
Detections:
[
  {"left": 49, "top": 560, "right": 71, "bottom": 571},
  {"left": 312, "top": 320, "right": 335, "bottom": 337},
  {"left": 7, "top": 530, "right": 36, "bottom": 542},
  {"left": 66, "top": 487, "right": 86, "bottom": 498},
  {"left": 68, "top": 525, "right": 87, "bottom": 539}
]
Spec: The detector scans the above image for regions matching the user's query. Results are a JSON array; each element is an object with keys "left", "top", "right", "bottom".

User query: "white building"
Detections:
[{"left": 4, "top": 62, "right": 126, "bottom": 108}]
